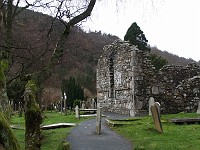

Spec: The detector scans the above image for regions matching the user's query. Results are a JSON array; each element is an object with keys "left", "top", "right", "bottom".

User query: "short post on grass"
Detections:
[
  {"left": 75, "top": 105, "right": 80, "bottom": 119},
  {"left": 96, "top": 107, "right": 102, "bottom": 135}
]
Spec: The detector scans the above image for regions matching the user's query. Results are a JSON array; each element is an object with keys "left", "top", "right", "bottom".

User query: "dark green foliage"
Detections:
[
  {"left": 149, "top": 54, "right": 168, "bottom": 70},
  {"left": 0, "top": 112, "right": 20, "bottom": 150},
  {"left": 124, "top": 22, "right": 150, "bottom": 52},
  {"left": 7, "top": 79, "right": 26, "bottom": 110},
  {"left": 73, "top": 99, "right": 81, "bottom": 108},
  {"left": 62, "top": 77, "right": 84, "bottom": 109}
]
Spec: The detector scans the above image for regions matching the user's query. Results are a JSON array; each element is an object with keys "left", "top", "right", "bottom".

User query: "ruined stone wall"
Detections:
[
  {"left": 97, "top": 40, "right": 136, "bottom": 115},
  {"left": 97, "top": 40, "right": 200, "bottom": 116},
  {"left": 152, "top": 64, "right": 200, "bottom": 114}
]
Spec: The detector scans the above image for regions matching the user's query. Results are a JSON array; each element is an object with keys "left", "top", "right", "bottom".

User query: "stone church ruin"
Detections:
[{"left": 96, "top": 40, "right": 200, "bottom": 116}]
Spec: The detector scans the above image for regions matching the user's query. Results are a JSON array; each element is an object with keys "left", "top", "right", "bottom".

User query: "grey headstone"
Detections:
[
  {"left": 130, "top": 109, "right": 135, "bottom": 117},
  {"left": 149, "top": 97, "right": 155, "bottom": 116},
  {"left": 197, "top": 100, "right": 200, "bottom": 114},
  {"left": 81, "top": 101, "right": 85, "bottom": 109},
  {"left": 75, "top": 105, "right": 79, "bottom": 119}
]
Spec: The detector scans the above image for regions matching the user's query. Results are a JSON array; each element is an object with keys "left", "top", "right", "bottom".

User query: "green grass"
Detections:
[
  {"left": 111, "top": 113, "right": 200, "bottom": 150},
  {"left": 11, "top": 111, "right": 88, "bottom": 150}
]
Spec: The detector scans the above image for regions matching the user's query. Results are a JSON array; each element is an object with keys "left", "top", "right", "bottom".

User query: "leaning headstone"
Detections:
[
  {"left": 151, "top": 105, "right": 163, "bottom": 133},
  {"left": 149, "top": 97, "right": 155, "bottom": 116},
  {"left": 197, "top": 100, "right": 200, "bottom": 114},
  {"left": 75, "top": 105, "right": 80, "bottom": 119},
  {"left": 96, "top": 107, "right": 102, "bottom": 135},
  {"left": 154, "top": 102, "right": 161, "bottom": 117}
]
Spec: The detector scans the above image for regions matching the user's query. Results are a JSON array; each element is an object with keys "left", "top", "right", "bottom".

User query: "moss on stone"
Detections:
[
  {"left": 0, "top": 112, "right": 20, "bottom": 150},
  {"left": 24, "top": 80, "right": 42, "bottom": 150}
]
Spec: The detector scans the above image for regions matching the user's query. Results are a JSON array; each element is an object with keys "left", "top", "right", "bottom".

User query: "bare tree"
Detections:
[{"left": 0, "top": 0, "right": 97, "bottom": 149}]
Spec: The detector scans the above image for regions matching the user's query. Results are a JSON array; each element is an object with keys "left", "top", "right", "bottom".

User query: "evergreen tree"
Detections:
[
  {"left": 61, "top": 77, "right": 84, "bottom": 109},
  {"left": 124, "top": 22, "right": 150, "bottom": 52},
  {"left": 149, "top": 54, "right": 168, "bottom": 70}
]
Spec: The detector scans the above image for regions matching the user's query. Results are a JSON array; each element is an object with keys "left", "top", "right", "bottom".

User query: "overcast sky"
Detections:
[{"left": 82, "top": 0, "right": 200, "bottom": 61}]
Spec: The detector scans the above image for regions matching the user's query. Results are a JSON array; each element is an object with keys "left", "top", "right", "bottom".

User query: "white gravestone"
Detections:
[
  {"left": 81, "top": 101, "right": 85, "bottom": 109},
  {"left": 197, "top": 100, "right": 200, "bottom": 114},
  {"left": 75, "top": 105, "right": 80, "bottom": 119},
  {"left": 149, "top": 97, "right": 155, "bottom": 116}
]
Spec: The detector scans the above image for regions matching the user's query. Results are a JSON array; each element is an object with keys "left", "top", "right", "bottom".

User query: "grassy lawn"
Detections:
[
  {"left": 111, "top": 113, "right": 200, "bottom": 150},
  {"left": 11, "top": 111, "right": 87, "bottom": 150}
]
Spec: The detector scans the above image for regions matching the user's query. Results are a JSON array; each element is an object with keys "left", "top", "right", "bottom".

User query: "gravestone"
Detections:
[
  {"left": 81, "top": 101, "right": 85, "bottom": 109},
  {"left": 154, "top": 102, "right": 161, "bottom": 117},
  {"left": 197, "top": 100, "right": 200, "bottom": 114},
  {"left": 75, "top": 105, "right": 80, "bottom": 119},
  {"left": 96, "top": 107, "right": 102, "bottom": 135},
  {"left": 91, "top": 99, "right": 95, "bottom": 109},
  {"left": 151, "top": 105, "right": 163, "bottom": 133},
  {"left": 149, "top": 97, "right": 155, "bottom": 116}
]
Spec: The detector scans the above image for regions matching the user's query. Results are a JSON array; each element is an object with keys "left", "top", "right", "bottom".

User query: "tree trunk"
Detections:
[{"left": 0, "top": 111, "right": 20, "bottom": 150}]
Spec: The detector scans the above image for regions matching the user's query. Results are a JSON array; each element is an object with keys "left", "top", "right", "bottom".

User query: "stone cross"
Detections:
[
  {"left": 149, "top": 97, "right": 155, "bottom": 116},
  {"left": 96, "top": 107, "right": 102, "bottom": 135},
  {"left": 75, "top": 105, "right": 80, "bottom": 119}
]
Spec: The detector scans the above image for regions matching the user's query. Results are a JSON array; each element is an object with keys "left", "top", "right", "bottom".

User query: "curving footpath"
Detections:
[{"left": 67, "top": 112, "right": 133, "bottom": 150}]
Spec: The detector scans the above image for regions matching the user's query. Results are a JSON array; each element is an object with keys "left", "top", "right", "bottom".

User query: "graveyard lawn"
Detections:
[
  {"left": 11, "top": 111, "right": 88, "bottom": 150},
  {"left": 111, "top": 113, "right": 200, "bottom": 150}
]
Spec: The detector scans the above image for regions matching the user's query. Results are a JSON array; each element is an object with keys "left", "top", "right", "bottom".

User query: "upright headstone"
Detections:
[
  {"left": 151, "top": 105, "right": 163, "bottom": 133},
  {"left": 197, "top": 100, "right": 200, "bottom": 114},
  {"left": 96, "top": 107, "right": 102, "bottom": 135},
  {"left": 81, "top": 101, "right": 85, "bottom": 109},
  {"left": 91, "top": 99, "right": 95, "bottom": 109},
  {"left": 154, "top": 102, "right": 161, "bottom": 117},
  {"left": 75, "top": 105, "right": 80, "bottom": 119},
  {"left": 149, "top": 97, "right": 155, "bottom": 116}
]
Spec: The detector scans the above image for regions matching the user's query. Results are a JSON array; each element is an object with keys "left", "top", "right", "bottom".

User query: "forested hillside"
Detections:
[{"left": 3, "top": 8, "right": 197, "bottom": 98}]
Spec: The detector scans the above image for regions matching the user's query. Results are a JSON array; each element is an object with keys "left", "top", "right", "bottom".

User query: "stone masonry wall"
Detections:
[{"left": 97, "top": 40, "right": 200, "bottom": 116}]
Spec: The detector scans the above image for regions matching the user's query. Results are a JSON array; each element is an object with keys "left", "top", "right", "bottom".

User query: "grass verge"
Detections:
[
  {"left": 11, "top": 111, "right": 88, "bottom": 150},
  {"left": 111, "top": 113, "right": 200, "bottom": 150}
]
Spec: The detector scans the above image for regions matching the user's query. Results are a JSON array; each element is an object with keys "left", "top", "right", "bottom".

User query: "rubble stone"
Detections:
[{"left": 97, "top": 40, "right": 200, "bottom": 116}]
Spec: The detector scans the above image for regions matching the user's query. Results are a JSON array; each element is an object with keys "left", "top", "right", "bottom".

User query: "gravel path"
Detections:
[{"left": 67, "top": 112, "right": 133, "bottom": 150}]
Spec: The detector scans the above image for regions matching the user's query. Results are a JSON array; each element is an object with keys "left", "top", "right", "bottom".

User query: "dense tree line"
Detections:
[{"left": 61, "top": 77, "right": 84, "bottom": 109}]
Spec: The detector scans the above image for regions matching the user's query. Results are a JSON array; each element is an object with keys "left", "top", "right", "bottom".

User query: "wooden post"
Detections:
[
  {"left": 96, "top": 107, "right": 102, "bottom": 135},
  {"left": 75, "top": 105, "right": 80, "bottom": 119}
]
